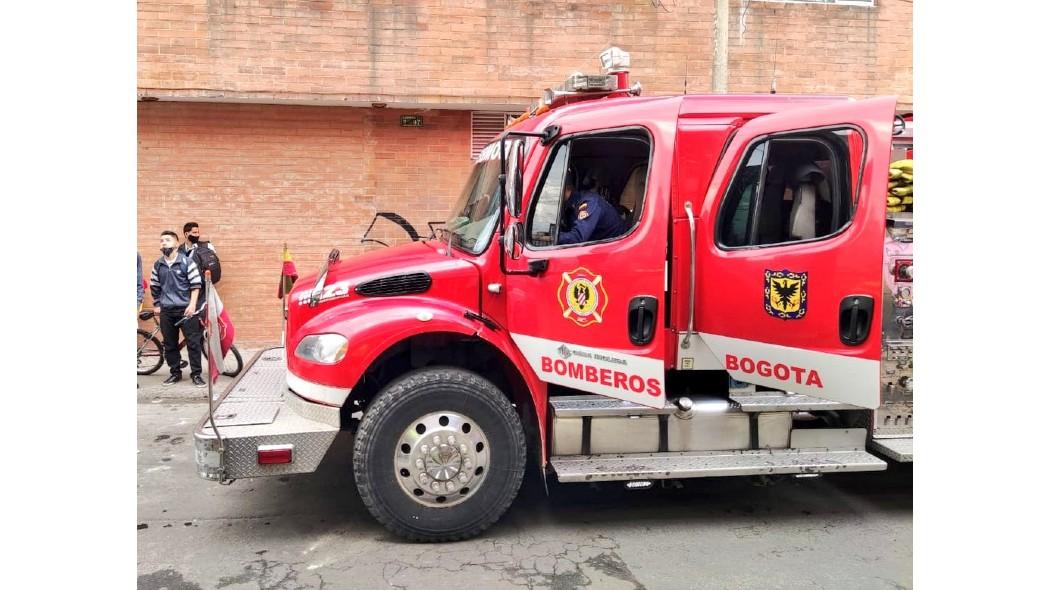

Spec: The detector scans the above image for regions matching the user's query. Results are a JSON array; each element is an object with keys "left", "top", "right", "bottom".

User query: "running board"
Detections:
[
  {"left": 869, "top": 438, "right": 913, "bottom": 462},
  {"left": 550, "top": 394, "right": 676, "bottom": 417},
  {"left": 730, "top": 392, "right": 860, "bottom": 412},
  {"left": 550, "top": 449, "right": 887, "bottom": 482}
]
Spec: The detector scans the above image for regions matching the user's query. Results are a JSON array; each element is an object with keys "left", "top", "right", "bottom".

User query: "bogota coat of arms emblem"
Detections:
[{"left": 764, "top": 269, "right": 808, "bottom": 320}]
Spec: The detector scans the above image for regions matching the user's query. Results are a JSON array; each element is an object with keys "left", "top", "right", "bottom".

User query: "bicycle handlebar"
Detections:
[{"left": 143, "top": 303, "right": 208, "bottom": 326}]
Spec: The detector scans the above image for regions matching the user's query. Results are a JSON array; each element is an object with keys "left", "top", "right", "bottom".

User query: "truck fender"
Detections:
[{"left": 293, "top": 297, "right": 549, "bottom": 462}]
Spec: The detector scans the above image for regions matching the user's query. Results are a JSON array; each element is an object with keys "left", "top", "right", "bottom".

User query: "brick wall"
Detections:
[
  {"left": 139, "top": 0, "right": 911, "bottom": 109},
  {"left": 138, "top": 101, "right": 473, "bottom": 343}
]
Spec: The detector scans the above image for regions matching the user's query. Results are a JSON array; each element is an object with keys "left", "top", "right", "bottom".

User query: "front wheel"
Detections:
[
  {"left": 137, "top": 330, "right": 163, "bottom": 375},
  {"left": 353, "top": 367, "right": 526, "bottom": 542}
]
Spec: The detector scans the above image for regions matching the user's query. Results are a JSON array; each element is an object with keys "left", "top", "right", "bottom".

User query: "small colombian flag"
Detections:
[{"left": 278, "top": 244, "right": 299, "bottom": 299}]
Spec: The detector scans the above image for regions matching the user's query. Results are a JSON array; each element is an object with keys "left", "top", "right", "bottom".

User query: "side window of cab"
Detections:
[
  {"left": 718, "top": 128, "right": 861, "bottom": 248},
  {"left": 526, "top": 129, "right": 652, "bottom": 248}
]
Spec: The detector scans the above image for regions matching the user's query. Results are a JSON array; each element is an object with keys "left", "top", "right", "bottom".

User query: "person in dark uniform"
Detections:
[{"left": 557, "top": 171, "right": 629, "bottom": 245}]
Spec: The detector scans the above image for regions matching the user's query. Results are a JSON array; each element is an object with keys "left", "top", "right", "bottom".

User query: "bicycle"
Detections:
[{"left": 136, "top": 308, "right": 243, "bottom": 377}]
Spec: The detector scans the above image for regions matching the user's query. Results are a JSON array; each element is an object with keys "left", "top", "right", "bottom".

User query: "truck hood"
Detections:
[{"left": 286, "top": 241, "right": 481, "bottom": 340}]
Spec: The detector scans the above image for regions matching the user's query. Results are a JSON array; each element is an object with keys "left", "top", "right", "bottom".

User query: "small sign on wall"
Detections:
[{"left": 400, "top": 115, "right": 423, "bottom": 127}]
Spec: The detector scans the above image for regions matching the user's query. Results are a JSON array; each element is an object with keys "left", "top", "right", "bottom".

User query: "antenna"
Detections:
[
  {"left": 769, "top": 36, "right": 778, "bottom": 94},
  {"left": 683, "top": 55, "right": 688, "bottom": 95}
]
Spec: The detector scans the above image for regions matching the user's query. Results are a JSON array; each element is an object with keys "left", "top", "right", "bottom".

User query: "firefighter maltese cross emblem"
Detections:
[
  {"left": 558, "top": 267, "right": 609, "bottom": 327},
  {"left": 764, "top": 269, "right": 808, "bottom": 320}
]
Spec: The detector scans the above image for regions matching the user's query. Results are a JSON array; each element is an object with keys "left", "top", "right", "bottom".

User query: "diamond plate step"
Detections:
[
  {"left": 194, "top": 347, "right": 340, "bottom": 481},
  {"left": 550, "top": 448, "right": 887, "bottom": 482},
  {"left": 869, "top": 437, "right": 913, "bottom": 462},
  {"left": 730, "top": 392, "right": 860, "bottom": 412},
  {"left": 550, "top": 395, "right": 676, "bottom": 417}
]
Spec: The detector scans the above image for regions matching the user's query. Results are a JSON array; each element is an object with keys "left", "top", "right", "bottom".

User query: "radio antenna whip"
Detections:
[{"left": 770, "top": 38, "right": 778, "bottom": 94}]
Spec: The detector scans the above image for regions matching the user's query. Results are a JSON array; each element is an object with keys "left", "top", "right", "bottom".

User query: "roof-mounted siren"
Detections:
[
  {"left": 541, "top": 48, "right": 642, "bottom": 108},
  {"left": 600, "top": 46, "right": 634, "bottom": 92}
]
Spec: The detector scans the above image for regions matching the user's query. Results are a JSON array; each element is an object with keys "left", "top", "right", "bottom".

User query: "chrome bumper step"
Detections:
[
  {"left": 550, "top": 448, "right": 887, "bottom": 483},
  {"left": 194, "top": 347, "right": 340, "bottom": 482},
  {"left": 869, "top": 437, "right": 913, "bottom": 462}
]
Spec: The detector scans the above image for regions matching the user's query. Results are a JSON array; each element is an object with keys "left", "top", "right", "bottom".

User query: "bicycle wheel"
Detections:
[
  {"left": 203, "top": 345, "right": 243, "bottom": 378},
  {"left": 137, "top": 330, "right": 163, "bottom": 375},
  {"left": 222, "top": 346, "right": 243, "bottom": 377}
]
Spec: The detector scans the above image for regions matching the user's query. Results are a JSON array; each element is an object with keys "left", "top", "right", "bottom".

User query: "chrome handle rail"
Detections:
[{"left": 682, "top": 201, "right": 696, "bottom": 349}]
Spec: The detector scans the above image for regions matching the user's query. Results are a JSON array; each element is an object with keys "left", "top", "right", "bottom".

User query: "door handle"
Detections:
[
  {"left": 839, "top": 295, "right": 874, "bottom": 346},
  {"left": 629, "top": 296, "right": 659, "bottom": 345}
]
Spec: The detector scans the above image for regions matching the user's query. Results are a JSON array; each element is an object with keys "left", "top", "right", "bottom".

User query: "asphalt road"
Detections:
[{"left": 137, "top": 366, "right": 912, "bottom": 590}]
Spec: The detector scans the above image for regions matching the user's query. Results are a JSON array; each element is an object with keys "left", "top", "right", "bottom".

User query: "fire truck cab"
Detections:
[{"left": 194, "top": 49, "right": 912, "bottom": 542}]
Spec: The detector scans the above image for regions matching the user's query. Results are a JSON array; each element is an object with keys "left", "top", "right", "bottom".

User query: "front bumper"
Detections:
[{"left": 193, "top": 347, "right": 341, "bottom": 482}]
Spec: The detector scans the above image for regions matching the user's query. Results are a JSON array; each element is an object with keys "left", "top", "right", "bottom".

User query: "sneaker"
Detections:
[
  {"left": 191, "top": 375, "right": 207, "bottom": 388},
  {"left": 162, "top": 374, "right": 182, "bottom": 386}
]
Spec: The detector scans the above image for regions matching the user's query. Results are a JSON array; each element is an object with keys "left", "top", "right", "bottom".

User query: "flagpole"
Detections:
[
  {"left": 204, "top": 270, "right": 223, "bottom": 455},
  {"left": 280, "top": 243, "right": 288, "bottom": 348}
]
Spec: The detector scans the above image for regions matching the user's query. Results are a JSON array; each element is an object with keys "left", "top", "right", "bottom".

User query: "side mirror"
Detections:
[
  {"left": 501, "top": 137, "right": 526, "bottom": 218},
  {"left": 513, "top": 140, "right": 525, "bottom": 217},
  {"left": 503, "top": 221, "right": 524, "bottom": 260}
]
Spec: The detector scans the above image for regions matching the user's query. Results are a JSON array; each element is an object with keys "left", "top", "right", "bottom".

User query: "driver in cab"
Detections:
[{"left": 557, "top": 171, "right": 629, "bottom": 245}]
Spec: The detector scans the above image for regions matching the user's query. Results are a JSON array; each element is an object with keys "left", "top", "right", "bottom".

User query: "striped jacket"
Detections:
[{"left": 150, "top": 252, "right": 202, "bottom": 309}]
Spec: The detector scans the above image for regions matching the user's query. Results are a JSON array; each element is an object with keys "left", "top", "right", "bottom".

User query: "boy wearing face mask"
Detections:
[
  {"left": 178, "top": 221, "right": 217, "bottom": 310},
  {"left": 150, "top": 230, "right": 205, "bottom": 387}
]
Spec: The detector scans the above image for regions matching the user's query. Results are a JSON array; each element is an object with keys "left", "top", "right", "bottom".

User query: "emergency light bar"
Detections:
[
  {"left": 558, "top": 73, "right": 618, "bottom": 93},
  {"left": 508, "top": 47, "right": 639, "bottom": 128}
]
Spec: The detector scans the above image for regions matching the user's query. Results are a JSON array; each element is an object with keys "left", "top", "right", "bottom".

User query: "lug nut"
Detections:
[
  {"left": 432, "top": 435, "right": 441, "bottom": 445},
  {"left": 415, "top": 459, "right": 424, "bottom": 469},
  {"left": 431, "top": 482, "right": 440, "bottom": 491},
  {"left": 420, "top": 444, "right": 429, "bottom": 454},
  {"left": 459, "top": 473, "right": 468, "bottom": 483},
  {"left": 445, "top": 481, "right": 455, "bottom": 492},
  {"left": 447, "top": 435, "right": 456, "bottom": 445},
  {"left": 459, "top": 444, "right": 468, "bottom": 454},
  {"left": 419, "top": 474, "right": 429, "bottom": 484}
]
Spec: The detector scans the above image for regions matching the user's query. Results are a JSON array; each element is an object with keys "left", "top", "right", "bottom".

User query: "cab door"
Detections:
[
  {"left": 692, "top": 96, "right": 896, "bottom": 409},
  {"left": 505, "top": 116, "right": 674, "bottom": 409}
]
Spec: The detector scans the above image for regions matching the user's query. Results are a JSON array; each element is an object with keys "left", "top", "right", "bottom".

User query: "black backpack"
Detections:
[{"left": 192, "top": 241, "right": 222, "bottom": 284}]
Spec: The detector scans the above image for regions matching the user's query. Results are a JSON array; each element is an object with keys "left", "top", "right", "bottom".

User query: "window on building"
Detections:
[
  {"left": 470, "top": 111, "right": 522, "bottom": 160},
  {"left": 527, "top": 130, "right": 651, "bottom": 247},
  {"left": 718, "top": 128, "right": 860, "bottom": 248}
]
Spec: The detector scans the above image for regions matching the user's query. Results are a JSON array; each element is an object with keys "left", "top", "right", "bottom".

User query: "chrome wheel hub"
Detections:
[{"left": 394, "top": 411, "right": 490, "bottom": 508}]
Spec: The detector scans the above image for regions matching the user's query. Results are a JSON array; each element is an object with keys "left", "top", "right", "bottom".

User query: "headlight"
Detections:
[{"left": 294, "top": 334, "right": 348, "bottom": 365}]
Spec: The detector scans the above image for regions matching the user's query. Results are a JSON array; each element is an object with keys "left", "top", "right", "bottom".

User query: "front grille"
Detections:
[{"left": 355, "top": 272, "right": 432, "bottom": 297}]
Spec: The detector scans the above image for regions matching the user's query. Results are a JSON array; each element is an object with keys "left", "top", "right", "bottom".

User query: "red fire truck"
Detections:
[{"left": 194, "top": 48, "right": 913, "bottom": 542}]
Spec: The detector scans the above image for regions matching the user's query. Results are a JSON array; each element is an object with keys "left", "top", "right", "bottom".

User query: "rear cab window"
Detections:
[{"left": 718, "top": 128, "right": 861, "bottom": 248}]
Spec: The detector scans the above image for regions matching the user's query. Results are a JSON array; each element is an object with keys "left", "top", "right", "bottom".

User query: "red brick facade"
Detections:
[
  {"left": 137, "top": 0, "right": 912, "bottom": 343},
  {"left": 139, "top": 1, "right": 912, "bottom": 107},
  {"left": 138, "top": 102, "right": 474, "bottom": 342}
]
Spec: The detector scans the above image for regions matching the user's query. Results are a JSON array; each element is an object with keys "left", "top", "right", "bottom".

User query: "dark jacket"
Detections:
[
  {"left": 558, "top": 190, "right": 629, "bottom": 245},
  {"left": 150, "top": 252, "right": 202, "bottom": 310}
]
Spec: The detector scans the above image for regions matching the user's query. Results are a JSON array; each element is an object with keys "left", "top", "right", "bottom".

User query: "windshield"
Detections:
[{"left": 445, "top": 140, "right": 516, "bottom": 254}]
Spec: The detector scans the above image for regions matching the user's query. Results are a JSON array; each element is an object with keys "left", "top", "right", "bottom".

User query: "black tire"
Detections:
[
  {"left": 137, "top": 330, "right": 163, "bottom": 375},
  {"left": 202, "top": 345, "right": 243, "bottom": 377},
  {"left": 353, "top": 367, "right": 526, "bottom": 542}
]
